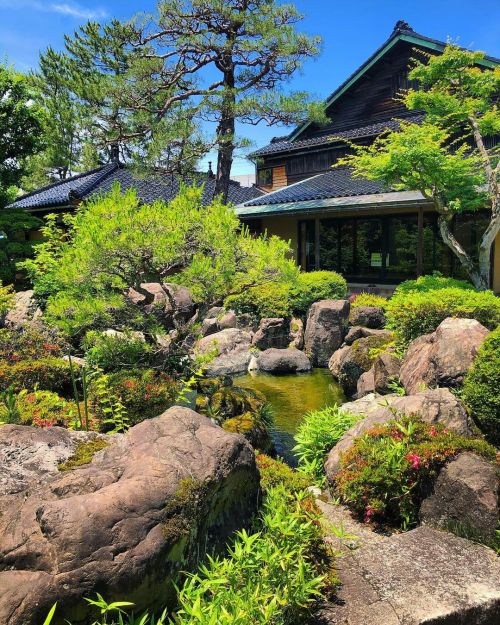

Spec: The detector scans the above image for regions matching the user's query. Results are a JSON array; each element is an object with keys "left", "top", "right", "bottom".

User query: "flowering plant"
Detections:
[{"left": 334, "top": 416, "right": 496, "bottom": 530}]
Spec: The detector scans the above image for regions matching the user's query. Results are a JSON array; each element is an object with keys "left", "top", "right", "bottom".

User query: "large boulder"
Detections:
[
  {"left": 0, "top": 409, "right": 259, "bottom": 625},
  {"left": 304, "top": 299, "right": 350, "bottom": 367},
  {"left": 256, "top": 348, "right": 312, "bottom": 373},
  {"left": 400, "top": 317, "right": 489, "bottom": 395},
  {"left": 420, "top": 452, "right": 499, "bottom": 543},
  {"left": 344, "top": 326, "right": 391, "bottom": 346},
  {"left": 196, "top": 328, "right": 253, "bottom": 376},
  {"left": 325, "top": 388, "right": 472, "bottom": 483},
  {"left": 329, "top": 333, "right": 393, "bottom": 396},
  {"left": 356, "top": 368, "right": 375, "bottom": 398},
  {"left": 252, "top": 318, "right": 291, "bottom": 350},
  {"left": 349, "top": 305, "right": 385, "bottom": 329},
  {"left": 289, "top": 317, "right": 305, "bottom": 349},
  {"left": 3, "top": 290, "right": 42, "bottom": 329},
  {"left": 127, "top": 282, "right": 195, "bottom": 329},
  {"left": 373, "top": 352, "right": 401, "bottom": 394}
]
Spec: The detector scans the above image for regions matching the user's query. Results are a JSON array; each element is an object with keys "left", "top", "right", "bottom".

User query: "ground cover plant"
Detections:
[
  {"left": 334, "top": 416, "right": 497, "bottom": 530},
  {"left": 461, "top": 326, "right": 500, "bottom": 446},
  {"left": 293, "top": 405, "right": 362, "bottom": 483}
]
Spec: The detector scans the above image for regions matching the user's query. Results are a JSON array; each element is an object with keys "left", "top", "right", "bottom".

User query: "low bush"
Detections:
[
  {"left": 461, "top": 326, "right": 500, "bottom": 446},
  {"left": 289, "top": 271, "right": 347, "bottom": 314},
  {"left": 0, "top": 281, "right": 14, "bottom": 318},
  {"left": 224, "top": 281, "right": 291, "bottom": 318},
  {"left": 385, "top": 287, "right": 500, "bottom": 344},
  {"left": 0, "top": 357, "right": 72, "bottom": 393},
  {"left": 394, "top": 274, "right": 474, "bottom": 295},
  {"left": 0, "top": 389, "right": 77, "bottom": 427},
  {"left": 256, "top": 454, "right": 312, "bottom": 494},
  {"left": 89, "top": 369, "right": 179, "bottom": 426},
  {"left": 84, "top": 331, "right": 153, "bottom": 373},
  {"left": 0, "top": 325, "right": 66, "bottom": 362},
  {"left": 293, "top": 405, "right": 362, "bottom": 482},
  {"left": 350, "top": 292, "right": 388, "bottom": 309},
  {"left": 334, "top": 416, "right": 496, "bottom": 529}
]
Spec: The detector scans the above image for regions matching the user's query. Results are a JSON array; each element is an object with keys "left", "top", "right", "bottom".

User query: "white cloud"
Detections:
[{"left": 0, "top": 0, "right": 108, "bottom": 20}]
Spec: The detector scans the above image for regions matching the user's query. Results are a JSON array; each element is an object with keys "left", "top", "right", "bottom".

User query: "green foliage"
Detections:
[
  {"left": 0, "top": 357, "right": 72, "bottom": 393},
  {"left": 393, "top": 274, "right": 475, "bottom": 295},
  {"left": 0, "top": 210, "right": 43, "bottom": 285},
  {"left": 462, "top": 326, "right": 500, "bottom": 446},
  {"left": 0, "top": 325, "right": 66, "bottom": 361},
  {"left": 171, "top": 484, "right": 328, "bottom": 625},
  {"left": 89, "top": 372, "right": 130, "bottom": 433},
  {"left": 293, "top": 405, "right": 363, "bottom": 483},
  {"left": 256, "top": 454, "right": 312, "bottom": 495},
  {"left": 84, "top": 331, "right": 153, "bottom": 374},
  {"left": 350, "top": 292, "right": 388, "bottom": 310},
  {"left": 224, "top": 282, "right": 291, "bottom": 318},
  {"left": 0, "top": 281, "right": 14, "bottom": 317},
  {"left": 0, "top": 61, "right": 45, "bottom": 207},
  {"left": 340, "top": 45, "right": 500, "bottom": 289},
  {"left": 89, "top": 369, "right": 179, "bottom": 426},
  {"left": 45, "top": 291, "right": 127, "bottom": 341},
  {"left": 43, "top": 597, "right": 167, "bottom": 625},
  {"left": 0, "top": 388, "right": 76, "bottom": 427},
  {"left": 334, "top": 416, "right": 497, "bottom": 529},
  {"left": 58, "top": 438, "right": 110, "bottom": 471},
  {"left": 385, "top": 287, "right": 500, "bottom": 344},
  {"left": 289, "top": 271, "right": 347, "bottom": 315}
]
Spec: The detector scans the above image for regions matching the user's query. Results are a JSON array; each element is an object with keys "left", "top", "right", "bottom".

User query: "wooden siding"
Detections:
[{"left": 259, "top": 164, "right": 287, "bottom": 191}]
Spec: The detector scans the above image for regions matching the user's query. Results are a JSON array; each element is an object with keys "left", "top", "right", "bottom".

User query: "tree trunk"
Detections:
[
  {"left": 214, "top": 65, "right": 236, "bottom": 203},
  {"left": 437, "top": 215, "right": 489, "bottom": 290}
]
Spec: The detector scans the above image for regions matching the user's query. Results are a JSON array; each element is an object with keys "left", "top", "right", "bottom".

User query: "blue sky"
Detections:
[{"left": 1, "top": 0, "right": 499, "bottom": 175}]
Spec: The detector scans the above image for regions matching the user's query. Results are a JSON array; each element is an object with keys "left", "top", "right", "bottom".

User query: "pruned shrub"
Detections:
[
  {"left": 462, "top": 326, "right": 500, "bottom": 446},
  {"left": 0, "top": 357, "right": 72, "bottom": 393},
  {"left": 84, "top": 331, "right": 153, "bottom": 373},
  {"left": 350, "top": 292, "right": 388, "bottom": 309},
  {"left": 394, "top": 274, "right": 474, "bottom": 295},
  {"left": 88, "top": 368, "right": 179, "bottom": 426},
  {"left": 289, "top": 271, "right": 347, "bottom": 314},
  {"left": 0, "top": 389, "right": 77, "bottom": 427},
  {"left": 385, "top": 287, "right": 500, "bottom": 344},
  {"left": 334, "top": 416, "right": 496, "bottom": 529},
  {"left": 293, "top": 405, "right": 362, "bottom": 482},
  {"left": 256, "top": 454, "right": 312, "bottom": 494},
  {"left": 224, "top": 282, "right": 291, "bottom": 318}
]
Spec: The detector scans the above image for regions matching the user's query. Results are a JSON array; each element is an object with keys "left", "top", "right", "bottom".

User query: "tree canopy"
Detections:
[{"left": 340, "top": 45, "right": 500, "bottom": 289}]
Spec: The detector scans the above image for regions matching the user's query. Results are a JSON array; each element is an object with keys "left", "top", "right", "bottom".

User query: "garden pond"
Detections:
[{"left": 236, "top": 368, "right": 345, "bottom": 465}]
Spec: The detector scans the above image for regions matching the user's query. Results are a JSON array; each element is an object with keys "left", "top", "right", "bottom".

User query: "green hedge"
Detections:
[
  {"left": 350, "top": 292, "right": 388, "bottom": 309},
  {"left": 462, "top": 326, "right": 500, "bottom": 446},
  {"left": 224, "top": 282, "right": 291, "bottom": 318},
  {"left": 393, "top": 275, "right": 474, "bottom": 295},
  {"left": 0, "top": 357, "right": 72, "bottom": 393},
  {"left": 386, "top": 287, "right": 500, "bottom": 344},
  {"left": 289, "top": 271, "right": 347, "bottom": 314}
]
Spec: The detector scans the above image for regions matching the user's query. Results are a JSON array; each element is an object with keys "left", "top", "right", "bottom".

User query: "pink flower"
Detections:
[
  {"left": 406, "top": 453, "right": 421, "bottom": 469},
  {"left": 429, "top": 426, "right": 438, "bottom": 437},
  {"left": 364, "top": 505, "right": 375, "bottom": 523}
]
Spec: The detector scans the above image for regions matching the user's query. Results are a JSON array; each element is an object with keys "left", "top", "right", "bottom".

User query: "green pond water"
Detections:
[{"left": 236, "top": 369, "right": 345, "bottom": 466}]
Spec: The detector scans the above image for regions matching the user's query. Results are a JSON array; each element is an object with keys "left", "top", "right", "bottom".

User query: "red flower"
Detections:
[
  {"left": 429, "top": 426, "right": 438, "bottom": 437},
  {"left": 364, "top": 505, "right": 375, "bottom": 523},
  {"left": 143, "top": 394, "right": 150, "bottom": 400},
  {"left": 405, "top": 453, "right": 421, "bottom": 469}
]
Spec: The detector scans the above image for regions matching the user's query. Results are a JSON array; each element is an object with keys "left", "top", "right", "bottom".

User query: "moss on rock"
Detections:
[{"left": 58, "top": 437, "right": 110, "bottom": 471}]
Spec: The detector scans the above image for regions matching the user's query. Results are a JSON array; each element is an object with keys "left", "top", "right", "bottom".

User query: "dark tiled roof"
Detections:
[
  {"left": 241, "top": 168, "right": 389, "bottom": 207},
  {"left": 250, "top": 115, "right": 423, "bottom": 157},
  {"left": 7, "top": 163, "right": 264, "bottom": 210}
]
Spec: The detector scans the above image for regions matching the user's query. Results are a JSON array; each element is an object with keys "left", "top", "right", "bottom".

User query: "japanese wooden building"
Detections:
[{"left": 236, "top": 21, "right": 500, "bottom": 291}]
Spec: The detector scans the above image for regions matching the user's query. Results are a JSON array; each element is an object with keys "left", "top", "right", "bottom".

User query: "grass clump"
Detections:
[
  {"left": 293, "top": 405, "right": 363, "bottom": 483},
  {"left": 461, "top": 326, "right": 500, "bottom": 446},
  {"left": 58, "top": 438, "right": 109, "bottom": 471}
]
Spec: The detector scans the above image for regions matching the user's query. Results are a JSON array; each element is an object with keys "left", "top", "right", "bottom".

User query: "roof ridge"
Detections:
[{"left": 70, "top": 162, "right": 119, "bottom": 199}]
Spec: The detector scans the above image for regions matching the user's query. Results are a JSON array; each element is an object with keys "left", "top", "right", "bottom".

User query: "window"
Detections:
[{"left": 257, "top": 168, "right": 273, "bottom": 186}]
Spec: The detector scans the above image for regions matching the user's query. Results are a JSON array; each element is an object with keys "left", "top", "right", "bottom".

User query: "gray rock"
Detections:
[
  {"left": 400, "top": 317, "right": 489, "bottom": 395},
  {"left": 356, "top": 368, "right": 375, "bottom": 398},
  {"left": 127, "top": 282, "right": 195, "bottom": 329},
  {"left": 196, "top": 328, "right": 252, "bottom": 356},
  {"left": 420, "top": 452, "right": 499, "bottom": 543},
  {"left": 207, "top": 306, "right": 223, "bottom": 318},
  {"left": 289, "top": 317, "right": 304, "bottom": 349},
  {"left": 316, "top": 523, "right": 500, "bottom": 625},
  {"left": 102, "top": 328, "right": 146, "bottom": 342},
  {"left": 325, "top": 388, "right": 472, "bottom": 482},
  {"left": 349, "top": 305, "right": 386, "bottom": 329},
  {"left": 3, "top": 290, "right": 42, "bottom": 329},
  {"left": 206, "top": 350, "right": 253, "bottom": 376},
  {"left": 252, "top": 317, "right": 290, "bottom": 350},
  {"left": 218, "top": 310, "right": 238, "bottom": 330},
  {"left": 0, "top": 408, "right": 258, "bottom": 625},
  {"left": 256, "top": 348, "right": 312, "bottom": 373},
  {"left": 373, "top": 352, "right": 401, "bottom": 394},
  {"left": 304, "top": 299, "right": 350, "bottom": 367},
  {"left": 344, "top": 326, "right": 392, "bottom": 345},
  {"left": 201, "top": 317, "right": 220, "bottom": 337}
]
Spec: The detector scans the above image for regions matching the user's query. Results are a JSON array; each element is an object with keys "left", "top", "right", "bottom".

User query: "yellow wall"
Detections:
[
  {"left": 493, "top": 231, "right": 500, "bottom": 293},
  {"left": 260, "top": 215, "right": 298, "bottom": 260}
]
